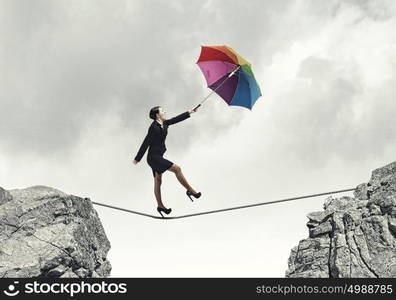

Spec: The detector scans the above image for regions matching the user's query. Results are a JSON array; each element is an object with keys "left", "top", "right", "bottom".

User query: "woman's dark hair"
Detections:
[{"left": 149, "top": 106, "right": 161, "bottom": 120}]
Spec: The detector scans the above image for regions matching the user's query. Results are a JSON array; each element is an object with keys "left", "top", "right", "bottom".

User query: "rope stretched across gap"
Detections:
[{"left": 91, "top": 188, "right": 355, "bottom": 220}]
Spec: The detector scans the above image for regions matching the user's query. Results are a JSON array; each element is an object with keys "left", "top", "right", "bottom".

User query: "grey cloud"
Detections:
[
  {"left": 345, "top": 0, "right": 394, "bottom": 21},
  {"left": 271, "top": 52, "right": 395, "bottom": 167},
  {"left": 307, "top": 0, "right": 395, "bottom": 21},
  {"left": 1, "top": 0, "right": 395, "bottom": 164},
  {"left": 0, "top": 0, "right": 290, "bottom": 157}
]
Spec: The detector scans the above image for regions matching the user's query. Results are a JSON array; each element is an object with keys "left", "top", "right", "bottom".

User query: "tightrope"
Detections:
[{"left": 91, "top": 188, "right": 355, "bottom": 220}]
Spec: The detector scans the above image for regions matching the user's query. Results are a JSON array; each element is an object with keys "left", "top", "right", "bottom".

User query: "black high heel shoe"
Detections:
[
  {"left": 157, "top": 207, "right": 172, "bottom": 218},
  {"left": 186, "top": 190, "right": 201, "bottom": 202}
]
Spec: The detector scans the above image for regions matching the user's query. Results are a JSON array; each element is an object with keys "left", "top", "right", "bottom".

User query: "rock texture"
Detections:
[
  {"left": 286, "top": 161, "right": 396, "bottom": 278},
  {"left": 0, "top": 185, "right": 111, "bottom": 278}
]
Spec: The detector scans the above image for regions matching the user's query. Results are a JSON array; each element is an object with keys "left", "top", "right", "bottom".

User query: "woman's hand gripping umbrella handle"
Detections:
[{"left": 193, "top": 65, "right": 241, "bottom": 111}]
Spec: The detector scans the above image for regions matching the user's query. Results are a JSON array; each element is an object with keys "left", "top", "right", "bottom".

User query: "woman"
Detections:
[{"left": 133, "top": 106, "right": 201, "bottom": 217}]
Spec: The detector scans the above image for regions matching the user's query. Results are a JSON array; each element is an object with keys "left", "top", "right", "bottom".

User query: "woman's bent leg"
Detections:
[{"left": 168, "top": 164, "right": 197, "bottom": 194}]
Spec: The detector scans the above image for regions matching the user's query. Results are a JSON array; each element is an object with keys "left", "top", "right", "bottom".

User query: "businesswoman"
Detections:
[{"left": 133, "top": 106, "right": 201, "bottom": 217}]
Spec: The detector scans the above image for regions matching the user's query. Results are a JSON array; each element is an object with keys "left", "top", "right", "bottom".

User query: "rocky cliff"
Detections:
[
  {"left": 0, "top": 185, "right": 111, "bottom": 278},
  {"left": 286, "top": 161, "right": 396, "bottom": 278}
]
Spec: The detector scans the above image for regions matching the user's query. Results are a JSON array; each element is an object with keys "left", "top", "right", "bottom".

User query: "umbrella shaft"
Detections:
[{"left": 195, "top": 66, "right": 241, "bottom": 110}]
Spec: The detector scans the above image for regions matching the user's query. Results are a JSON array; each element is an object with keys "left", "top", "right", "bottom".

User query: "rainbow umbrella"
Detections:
[{"left": 194, "top": 45, "right": 262, "bottom": 111}]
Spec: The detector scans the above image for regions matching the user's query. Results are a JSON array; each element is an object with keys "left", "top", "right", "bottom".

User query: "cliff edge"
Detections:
[
  {"left": 286, "top": 161, "right": 396, "bottom": 278},
  {"left": 0, "top": 185, "right": 111, "bottom": 278}
]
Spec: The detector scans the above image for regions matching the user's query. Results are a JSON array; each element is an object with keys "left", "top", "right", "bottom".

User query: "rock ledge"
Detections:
[
  {"left": 286, "top": 162, "right": 396, "bottom": 278},
  {"left": 0, "top": 185, "right": 111, "bottom": 278}
]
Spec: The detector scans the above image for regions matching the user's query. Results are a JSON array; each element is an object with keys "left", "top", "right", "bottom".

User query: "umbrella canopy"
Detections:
[{"left": 196, "top": 45, "right": 262, "bottom": 110}]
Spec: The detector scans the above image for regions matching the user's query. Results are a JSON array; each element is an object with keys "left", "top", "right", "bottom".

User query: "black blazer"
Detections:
[{"left": 134, "top": 111, "right": 191, "bottom": 162}]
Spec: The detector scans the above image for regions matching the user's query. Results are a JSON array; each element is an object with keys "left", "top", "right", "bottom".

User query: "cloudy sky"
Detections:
[{"left": 1, "top": 0, "right": 396, "bottom": 277}]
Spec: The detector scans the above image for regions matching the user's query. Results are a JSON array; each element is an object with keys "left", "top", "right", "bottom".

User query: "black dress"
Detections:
[{"left": 134, "top": 111, "right": 191, "bottom": 177}]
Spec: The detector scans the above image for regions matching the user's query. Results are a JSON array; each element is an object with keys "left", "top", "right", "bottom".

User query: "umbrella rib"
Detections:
[
  {"left": 203, "top": 61, "right": 238, "bottom": 87},
  {"left": 201, "top": 66, "right": 241, "bottom": 106}
]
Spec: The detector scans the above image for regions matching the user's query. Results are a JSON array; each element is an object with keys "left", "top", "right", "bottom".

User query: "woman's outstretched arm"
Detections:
[
  {"left": 134, "top": 127, "right": 154, "bottom": 162},
  {"left": 164, "top": 111, "right": 191, "bottom": 126}
]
